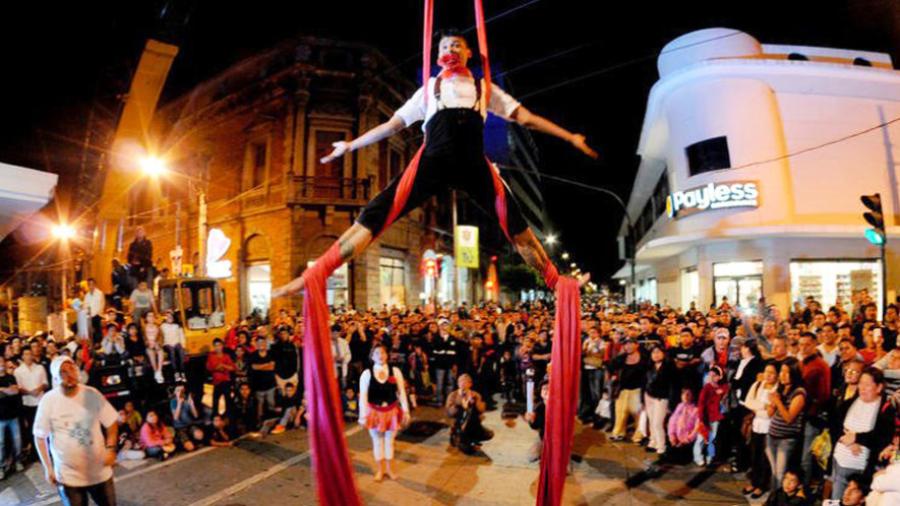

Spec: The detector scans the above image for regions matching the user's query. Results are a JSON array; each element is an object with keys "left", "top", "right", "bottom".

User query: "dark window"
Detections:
[
  {"left": 853, "top": 57, "right": 872, "bottom": 67},
  {"left": 315, "top": 131, "right": 345, "bottom": 198},
  {"left": 250, "top": 142, "right": 267, "bottom": 187},
  {"left": 389, "top": 149, "right": 402, "bottom": 180},
  {"left": 651, "top": 172, "right": 669, "bottom": 218},
  {"left": 686, "top": 136, "right": 731, "bottom": 176},
  {"left": 787, "top": 53, "right": 809, "bottom": 61}
]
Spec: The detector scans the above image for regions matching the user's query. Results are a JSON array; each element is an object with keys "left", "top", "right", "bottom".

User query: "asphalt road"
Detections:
[{"left": 4, "top": 402, "right": 756, "bottom": 505}]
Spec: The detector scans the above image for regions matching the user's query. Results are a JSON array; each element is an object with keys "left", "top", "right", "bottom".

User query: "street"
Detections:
[{"left": 4, "top": 403, "right": 750, "bottom": 506}]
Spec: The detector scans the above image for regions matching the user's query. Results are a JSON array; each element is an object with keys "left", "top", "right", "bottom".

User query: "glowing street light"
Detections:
[
  {"left": 570, "top": 262, "right": 577, "bottom": 269},
  {"left": 545, "top": 233, "right": 557, "bottom": 246},
  {"left": 139, "top": 155, "right": 167, "bottom": 177},
  {"left": 561, "top": 252, "right": 570, "bottom": 261},
  {"left": 52, "top": 224, "right": 76, "bottom": 240}
]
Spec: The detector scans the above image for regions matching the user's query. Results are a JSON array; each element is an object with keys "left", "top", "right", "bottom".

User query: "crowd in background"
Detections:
[{"left": 3, "top": 229, "right": 900, "bottom": 504}]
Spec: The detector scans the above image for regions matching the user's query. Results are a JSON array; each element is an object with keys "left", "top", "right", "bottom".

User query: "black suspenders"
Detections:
[{"left": 433, "top": 75, "right": 483, "bottom": 112}]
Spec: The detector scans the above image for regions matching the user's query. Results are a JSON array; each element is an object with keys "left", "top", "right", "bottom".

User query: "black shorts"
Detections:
[{"left": 357, "top": 108, "right": 528, "bottom": 237}]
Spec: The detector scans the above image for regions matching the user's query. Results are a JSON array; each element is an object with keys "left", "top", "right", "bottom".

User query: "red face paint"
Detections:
[{"left": 438, "top": 52, "right": 466, "bottom": 75}]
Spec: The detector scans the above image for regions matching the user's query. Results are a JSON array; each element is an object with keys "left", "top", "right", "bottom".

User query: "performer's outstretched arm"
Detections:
[
  {"left": 321, "top": 116, "right": 407, "bottom": 164},
  {"left": 511, "top": 106, "right": 598, "bottom": 159}
]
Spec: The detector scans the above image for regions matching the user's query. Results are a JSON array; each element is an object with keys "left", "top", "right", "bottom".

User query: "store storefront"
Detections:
[
  {"left": 790, "top": 259, "right": 882, "bottom": 314},
  {"left": 379, "top": 251, "right": 407, "bottom": 308},
  {"left": 713, "top": 261, "right": 763, "bottom": 309}
]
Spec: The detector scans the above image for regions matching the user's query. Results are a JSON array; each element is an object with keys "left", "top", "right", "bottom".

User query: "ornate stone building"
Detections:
[{"left": 135, "top": 37, "right": 434, "bottom": 319}]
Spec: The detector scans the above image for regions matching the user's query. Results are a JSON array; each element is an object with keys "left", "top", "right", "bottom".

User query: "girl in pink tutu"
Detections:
[{"left": 359, "top": 345, "right": 410, "bottom": 482}]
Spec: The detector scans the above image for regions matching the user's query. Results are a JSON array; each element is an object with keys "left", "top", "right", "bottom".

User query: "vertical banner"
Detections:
[{"left": 455, "top": 225, "right": 479, "bottom": 268}]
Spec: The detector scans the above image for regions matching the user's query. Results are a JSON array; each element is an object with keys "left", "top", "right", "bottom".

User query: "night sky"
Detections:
[{"left": 2, "top": 1, "right": 896, "bottom": 282}]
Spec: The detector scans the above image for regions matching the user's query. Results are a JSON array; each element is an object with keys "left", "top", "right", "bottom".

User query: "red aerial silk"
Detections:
[
  {"left": 536, "top": 277, "right": 581, "bottom": 506},
  {"left": 301, "top": 242, "right": 362, "bottom": 506},
  {"left": 300, "top": 2, "right": 581, "bottom": 505}
]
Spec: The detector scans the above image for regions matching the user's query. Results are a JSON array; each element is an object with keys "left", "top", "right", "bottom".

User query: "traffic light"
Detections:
[{"left": 861, "top": 193, "right": 885, "bottom": 244}]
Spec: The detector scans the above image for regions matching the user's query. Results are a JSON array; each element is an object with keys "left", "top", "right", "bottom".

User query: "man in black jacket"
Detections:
[
  {"left": 127, "top": 226, "right": 153, "bottom": 286},
  {"left": 271, "top": 327, "right": 301, "bottom": 396},
  {"left": 431, "top": 320, "right": 462, "bottom": 406}
]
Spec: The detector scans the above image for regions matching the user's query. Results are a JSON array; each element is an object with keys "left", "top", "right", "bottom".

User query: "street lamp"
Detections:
[
  {"left": 545, "top": 233, "right": 557, "bottom": 246},
  {"left": 570, "top": 262, "right": 577, "bottom": 269},
  {"left": 139, "top": 155, "right": 167, "bottom": 177},
  {"left": 561, "top": 252, "right": 569, "bottom": 261},
  {"left": 52, "top": 224, "right": 76, "bottom": 240}
]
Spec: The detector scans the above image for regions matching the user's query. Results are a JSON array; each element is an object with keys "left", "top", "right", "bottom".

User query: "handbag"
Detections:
[{"left": 810, "top": 428, "right": 832, "bottom": 471}]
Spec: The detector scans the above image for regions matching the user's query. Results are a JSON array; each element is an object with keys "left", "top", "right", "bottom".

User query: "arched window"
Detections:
[{"left": 244, "top": 234, "right": 271, "bottom": 318}]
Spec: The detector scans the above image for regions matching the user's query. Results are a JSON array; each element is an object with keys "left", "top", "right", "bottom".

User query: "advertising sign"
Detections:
[
  {"left": 666, "top": 181, "right": 759, "bottom": 219},
  {"left": 455, "top": 226, "right": 479, "bottom": 268}
]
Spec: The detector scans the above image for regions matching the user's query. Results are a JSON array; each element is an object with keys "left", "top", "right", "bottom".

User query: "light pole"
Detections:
[{"left": 52, "top": 223, "right": 76, "bottom": 328}]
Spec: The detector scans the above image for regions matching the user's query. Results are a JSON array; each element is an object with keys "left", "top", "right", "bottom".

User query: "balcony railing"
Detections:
[{"left": 289, "top": 175, "right": 372, "bottom": 206}]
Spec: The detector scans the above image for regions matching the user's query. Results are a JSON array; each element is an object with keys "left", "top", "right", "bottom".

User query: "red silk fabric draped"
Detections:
[
  {"left": 536, "top": 277, "right": 582, "bottom": 506},
  {"left": 300, "top": 2, "right": 581, "bottom": 505},
  {"left": 302, "top": 243, "right": 362, "bottom": 506}
]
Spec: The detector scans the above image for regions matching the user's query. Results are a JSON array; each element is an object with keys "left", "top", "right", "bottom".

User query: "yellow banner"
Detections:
[{"left": 455, "top": 225, "right": 479, "bottom": 268}]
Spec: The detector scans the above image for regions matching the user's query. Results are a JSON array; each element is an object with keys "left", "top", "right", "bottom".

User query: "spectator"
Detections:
[
  {"left": 84, "top": 278, "right": 106, "bottom": 344},
  {"left": 14, "top": 347, "right": 48, "bottom": 455},
  {"left": 140, "top": 410, "right": 175, "bottom": 460},
  {"left": 249, "top": 336, "right": 277, "bottom": 423},
  {"left": 170, "top": 384, "right": 203, "bottom": 452},
  {"left": 33, "top": 356, "right": 118, "bottom": 506},
  {"left": 609, "top": 337, "right": 645, "bottom": 442},
  {"left": 431, "top": 319, "right": 462, "bottom": 406},
  {"left": 644, "top": 344, "right": 676, "bottom": 455},
  {"left": 445, "top": 373, "right": 491, "bottom": 455},
  {"left": 695, "top": 365, "right": 728, "bottom": 467},
  {"left": 767, "top": 357, "right": 807, "bottom": 491},
  {"left": 209, "top": 415, "right": 233, "bottom": 447},
  {"left": 232, "top": 383, "right": 260, "bottom": 437},
  {"left": 830, "top": 367, "right": 896, "bottom": 500},
  {"left": 143, "top": 312, "right": 165, "bottom": 384},
  {"left": 270, "top": 382, "right": 306, "bottom": 435},
  {"left": 100, "top": 323, "right": 126, "bottom": 360},
  {"left": 272, "top": 327, "right": 300, "bottom": 395},
  {"left": 206, "top": 338, "right": 235, "bottom": 416},
  {"left": 765, "top": 469, "right": 808, "bottom": 506},
  {"left": 741, "top": 362, "right": 778, "bottom": 499},
  {"left": 0, "top": 356, "right": 24, "bottom": 479},
  {"left": 128, "top": 281, "right": 156, "bottom": 327},
  {"left": 798, "top": 331, "right": 832, "bottom": 487},
  {"left": 160, "top": 311, "right": 187, "bottom": 382},
  {"left": 579, "top": 327, "right": 605, "bottom": 423},
  {"left": 127, "top": 226, "right": 153, "bottom": 286},
  {"left": 110, "top": 259, "right": 130, "bottom": 312},
  {"left": 343, "top": 387, "right": 359, "bottom": 422}
]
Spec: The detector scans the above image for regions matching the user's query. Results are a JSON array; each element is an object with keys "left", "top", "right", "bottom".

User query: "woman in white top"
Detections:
[
  {"left": 143, "top": 312, "right": 165, "bottom": 384},
  {"left": 160, "top": 311, "right": 188, "bottom": 382},
  {"left": 831, "top": 367, "right": 894, "bottom": 501},
  {"left": 359, "top": 345, "right": 410, "bottom": 482},
  {"left": 740, "top": 362, "right": 778, "bottom": 499}
]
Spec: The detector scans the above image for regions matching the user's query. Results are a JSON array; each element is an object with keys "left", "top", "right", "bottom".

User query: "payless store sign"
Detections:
[{"left": 666, "top": 181, "right": 759, "bottom": 219}]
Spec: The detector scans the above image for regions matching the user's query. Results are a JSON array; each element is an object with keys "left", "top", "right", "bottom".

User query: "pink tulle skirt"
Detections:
[{"left": 365, "top": 402, "right": 401, "bottom": 433}]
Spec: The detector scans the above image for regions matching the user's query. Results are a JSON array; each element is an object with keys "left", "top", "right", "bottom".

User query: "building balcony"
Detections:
[{"left": 288, "top": 175, "right": 372, "bottom": 207}]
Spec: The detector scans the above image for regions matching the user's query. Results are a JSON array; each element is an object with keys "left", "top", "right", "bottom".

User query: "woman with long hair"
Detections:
[
  {"left": 741, "top": 362, "right": 778, "bottom": 499},
  {"left": 359, "top": 345, "right": 410, "bottom": 482},
  {"left": 766, "top": 357, "right": 807, "bottom": 491}
]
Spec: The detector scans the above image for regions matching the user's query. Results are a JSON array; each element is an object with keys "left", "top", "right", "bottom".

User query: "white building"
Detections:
[
  {"left": 616, "top": 28, "right": 900, "bottom": 315},
  {"left": 0, "top": 162, "right": 58, "bottom": 241}
]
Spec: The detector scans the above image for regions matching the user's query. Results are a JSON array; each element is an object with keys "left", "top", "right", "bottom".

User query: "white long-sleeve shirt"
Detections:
[
  {"left": 84, "top": 288, "right": 105, "bottom": 318},
  {"left": 741, "top": 380, "right": 776, "bottom": 434}
]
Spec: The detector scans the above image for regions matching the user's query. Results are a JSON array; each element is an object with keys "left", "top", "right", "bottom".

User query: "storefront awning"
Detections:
[
  {"left": 0, "top": 162, "right": 58, "bottom": 242},
  {"left": 611, "top": 261, "right": 652, "bottom": 280}
]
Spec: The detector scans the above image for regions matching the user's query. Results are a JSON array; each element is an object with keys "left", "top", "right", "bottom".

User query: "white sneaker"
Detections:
[
  {"left": 14, "top": 462, "right": 24, "bottom": 472},
  {"left": 155, "top": 370, "right": 164, "bottom": 383}
]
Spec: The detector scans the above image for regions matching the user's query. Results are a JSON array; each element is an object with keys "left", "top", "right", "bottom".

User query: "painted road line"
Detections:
[{"left": 186, "top": 425, "right": 363, "bottom": 506}]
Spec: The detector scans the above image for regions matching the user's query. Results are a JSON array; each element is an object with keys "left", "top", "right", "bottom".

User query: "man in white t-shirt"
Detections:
[
  {"left": 84, "top": 278, "right": 106, "bottom": 344},
  {"left": 272, "top": 29, "right": 597, "bottom": 299},
  {"left": 33, "top": 356, "right": 118, "bottom": 506},
  {"left": 14, "top": 347, "right": 48, "bottom": 453}
]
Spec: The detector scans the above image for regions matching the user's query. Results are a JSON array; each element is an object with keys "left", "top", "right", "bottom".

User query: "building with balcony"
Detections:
[
  {"left": 616, "top": 28, "right": 900, "bottom": 315},
  {"left": 131, "top": 37, "right": 436, "bottom": 318}
]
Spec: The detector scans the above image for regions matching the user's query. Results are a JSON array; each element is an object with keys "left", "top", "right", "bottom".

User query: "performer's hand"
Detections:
[
  {"left": 570, "top": 134, "right": 598, "bottom": 159},
  {"left": 321, "top": 141, "right": 352, "bottom": 163}
]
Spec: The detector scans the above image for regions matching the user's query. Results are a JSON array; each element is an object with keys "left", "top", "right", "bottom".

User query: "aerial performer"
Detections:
[{"left": 272, "top": 1, "right": 597, "bottom": 504}]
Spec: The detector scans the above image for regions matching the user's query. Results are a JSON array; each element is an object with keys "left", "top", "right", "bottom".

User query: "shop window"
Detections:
[
  {"left": 687, "top": 136, "right": 731, "bottom": 176},
  {"left": 713, "top": 261, "right": 762, "bottom": 309},
  {"left": 790, "top": 260, "right": 882, "bottom": 315},
  {"left": 246, "top": 263, "right": 271, "bottom": 317},
  {"left": 681, "top": 268, "right": 699, "bottom": 310},
  {"left": 314, "top": 130, "right": 346, "bottom": 198},
  {"left": 380, "top": 256, "right": 406, "bottom": 307}
]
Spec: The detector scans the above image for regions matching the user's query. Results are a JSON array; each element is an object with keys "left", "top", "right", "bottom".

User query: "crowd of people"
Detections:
[{"left": 6, "top": 256, "right": 900, "bottom": 505}]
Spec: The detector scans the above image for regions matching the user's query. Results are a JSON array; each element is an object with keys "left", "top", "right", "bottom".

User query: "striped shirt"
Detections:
[{"left": 768, "top": 387, "right": 806, "bottom": 439}]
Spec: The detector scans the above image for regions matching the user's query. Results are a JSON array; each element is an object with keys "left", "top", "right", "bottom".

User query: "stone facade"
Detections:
[{"left": 129, "top": 37, "right": 433, "bottom": 321}]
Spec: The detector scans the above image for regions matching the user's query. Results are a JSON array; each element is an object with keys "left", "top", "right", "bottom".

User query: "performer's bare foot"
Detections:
[
  {"left": 374, "top": 470, "right": 384, "bottom": 482},
  {"left": 272, "top": 275, "right": 305, "bottom": 298}
]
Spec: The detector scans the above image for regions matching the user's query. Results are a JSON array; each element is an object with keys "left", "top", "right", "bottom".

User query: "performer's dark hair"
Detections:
[{"left": 436, "top": 28, "right": 469, "bottom": 45}]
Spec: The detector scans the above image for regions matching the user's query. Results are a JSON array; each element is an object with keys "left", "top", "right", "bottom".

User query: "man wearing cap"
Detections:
[
  {"left": 431, "top": 319, "right": 462, "bottom": 406},
  {"left": 33, "top": 356, "right": 118, "bottom": 506}
]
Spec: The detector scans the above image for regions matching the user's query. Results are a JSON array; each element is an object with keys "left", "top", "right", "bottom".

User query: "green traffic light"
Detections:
[{"left": 865, "top": 228, "right": 885, "bottom": 245}]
